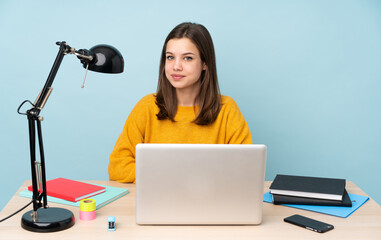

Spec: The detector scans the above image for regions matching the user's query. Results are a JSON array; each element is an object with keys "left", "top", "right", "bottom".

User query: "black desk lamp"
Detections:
[{"left": 17, "top": 41, "right": 124, "bottom": 232}]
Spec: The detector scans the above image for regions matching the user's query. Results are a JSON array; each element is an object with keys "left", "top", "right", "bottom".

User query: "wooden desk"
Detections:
[{"left": 1, "top": 181, "right": 380, "bottom": 239}]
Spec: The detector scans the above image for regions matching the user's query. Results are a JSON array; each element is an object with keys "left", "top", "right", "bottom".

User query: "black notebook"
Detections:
[
  {"left": 272, "top": 189, "right": 352, "bottom": 207},
  {"left": 269, "top": 174, "right": 346, "bottom": 201}
]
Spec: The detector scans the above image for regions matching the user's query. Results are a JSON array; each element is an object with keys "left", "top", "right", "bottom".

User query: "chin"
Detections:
[{"left": 169, "top": 81, "right": 185, "bottom": 89}]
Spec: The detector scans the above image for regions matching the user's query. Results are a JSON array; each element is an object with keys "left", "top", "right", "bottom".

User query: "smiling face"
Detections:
[{"left": 165, "top": 37, "right": 206, "bottom": 103}]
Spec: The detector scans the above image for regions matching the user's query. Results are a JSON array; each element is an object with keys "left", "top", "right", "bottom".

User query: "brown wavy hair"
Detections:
[{"left": 155, "top": 22, "right": 221, "bottom": 125}]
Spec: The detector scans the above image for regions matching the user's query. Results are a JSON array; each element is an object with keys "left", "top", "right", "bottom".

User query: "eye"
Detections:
[
  {"left": 184, "top": 56, "right": 193, "bottom": 61},
  {"left": 166, "top": 55, "right": 174, "bottom": 60}
]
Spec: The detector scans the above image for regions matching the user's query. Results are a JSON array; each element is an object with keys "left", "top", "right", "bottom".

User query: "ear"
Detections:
[{"left": 202, "top": 62, "right": 207, "bottom": 70}]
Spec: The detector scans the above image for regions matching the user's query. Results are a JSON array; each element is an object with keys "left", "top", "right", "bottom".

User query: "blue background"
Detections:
[{"left": 1, "top": 0, "right": 380, "bottom": 211}]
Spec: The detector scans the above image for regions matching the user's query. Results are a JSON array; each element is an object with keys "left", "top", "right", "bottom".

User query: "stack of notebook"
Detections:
[
  {"left": 27, "top": 178, "right": 107, "bottom": 202},
  {"left": 269, "top": 174, "right": 352, "bottom": 207},
  {"left": 21, "top": 178, "right": 129, "bottom": 209}
]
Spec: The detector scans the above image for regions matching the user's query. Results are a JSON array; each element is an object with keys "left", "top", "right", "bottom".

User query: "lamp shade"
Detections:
[{"left": 86, "top": 44, "right": 124, "bottom": 73}]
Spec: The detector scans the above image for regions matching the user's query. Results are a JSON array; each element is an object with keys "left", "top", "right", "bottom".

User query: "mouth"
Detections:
[{"left": 171, "top": 74, "right": 185, "bottom": 80}]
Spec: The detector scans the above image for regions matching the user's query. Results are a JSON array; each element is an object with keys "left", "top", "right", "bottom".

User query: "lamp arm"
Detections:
[
  {"left": 25, "top": 41, "right": 96, "bottom": 216},
  {"left": 32, "top": 42, "right": 70, "bottom": 113},
  {"left": 24, "top": 41, "right": 72, "bottom": 216}
]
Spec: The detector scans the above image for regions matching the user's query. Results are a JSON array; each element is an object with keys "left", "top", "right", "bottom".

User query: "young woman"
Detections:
[{"left": 109, "top": 22, "right": 252, "bottom": 183}]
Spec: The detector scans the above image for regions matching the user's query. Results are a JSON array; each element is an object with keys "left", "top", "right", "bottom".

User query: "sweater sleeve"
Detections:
[
  {"left": 224, "top": 98, "right": 253, "bottom": 144},
  {"left": 108, "top": 97, "right": 149, "bottom": 183}
]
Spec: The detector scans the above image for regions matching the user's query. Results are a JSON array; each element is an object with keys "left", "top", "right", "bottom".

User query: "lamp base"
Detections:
[{"left": 21, "top": 207, "right": 75, "bottom": 232}]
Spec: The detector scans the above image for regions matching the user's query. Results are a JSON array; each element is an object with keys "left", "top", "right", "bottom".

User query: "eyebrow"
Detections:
[{"left": 166, "top": 51, "right": 196, "bottom": 56}]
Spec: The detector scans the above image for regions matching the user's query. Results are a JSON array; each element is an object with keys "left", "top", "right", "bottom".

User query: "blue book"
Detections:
[
  {"left": 263, "top": 191, "right": 369, "bottom": 218},
  {"left": 19, "top": 183, "right": 129, "bottom": 210}
]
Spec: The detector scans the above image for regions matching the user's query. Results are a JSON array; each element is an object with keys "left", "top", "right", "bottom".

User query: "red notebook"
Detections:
[{"left": 28, "top": 178, "right": 106, "bottom": 202}]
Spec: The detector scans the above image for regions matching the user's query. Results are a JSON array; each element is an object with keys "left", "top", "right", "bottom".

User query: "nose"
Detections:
[{"left": 173, "top": 59, "right": 182, "bottom": 71}]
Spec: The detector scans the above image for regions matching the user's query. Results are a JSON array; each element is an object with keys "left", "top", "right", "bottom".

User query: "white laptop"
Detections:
[{"left": 135, "top": 144, "right": 267, "bottom": 225}]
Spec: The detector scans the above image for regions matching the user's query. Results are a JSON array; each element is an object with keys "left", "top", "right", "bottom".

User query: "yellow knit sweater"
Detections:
[{"left": 108, "top": 94, "right": 252, "bottom": 183}]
